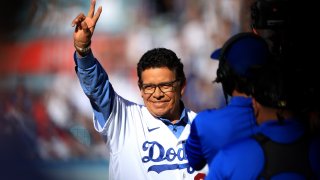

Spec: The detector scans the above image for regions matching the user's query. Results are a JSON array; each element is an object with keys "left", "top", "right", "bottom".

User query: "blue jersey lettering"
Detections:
[{"left": 141, "top": 141, "right": 195, "bottom": 174}]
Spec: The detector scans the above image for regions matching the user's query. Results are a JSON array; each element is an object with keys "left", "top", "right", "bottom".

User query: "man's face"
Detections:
[{"left": 140, "top": 67, "right": 185, "bottom": 121}]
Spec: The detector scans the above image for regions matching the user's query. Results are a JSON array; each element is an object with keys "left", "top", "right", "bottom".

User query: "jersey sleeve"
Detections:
[
  {"left": 185, "top": 119, "right": 207, "bottom": 170},
  {"left": 74, "top": 51, "right": 115, "bottom": 127}
]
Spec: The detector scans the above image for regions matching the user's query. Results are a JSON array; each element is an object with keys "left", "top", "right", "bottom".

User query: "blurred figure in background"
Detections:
[{"left": 0, "top": 85, "right": 45, "bottom": 180}]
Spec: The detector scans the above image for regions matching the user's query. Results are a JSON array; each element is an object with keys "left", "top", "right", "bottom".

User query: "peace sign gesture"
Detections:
[{"left": 72, "top": 0, "right": 102, "bottom": 55}]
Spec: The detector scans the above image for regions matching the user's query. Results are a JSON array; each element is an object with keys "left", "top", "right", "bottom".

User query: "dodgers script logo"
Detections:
[{"left": 141, "top": 141, "right": 195, "bottom": 174}]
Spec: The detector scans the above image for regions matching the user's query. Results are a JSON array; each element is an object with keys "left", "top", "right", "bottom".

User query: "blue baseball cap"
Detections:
[{"left": 211, "top": 32, "right": 270, "bottom": 78}]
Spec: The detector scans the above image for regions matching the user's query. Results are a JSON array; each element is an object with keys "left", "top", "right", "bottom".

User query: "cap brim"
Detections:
[{"left": 210, "top": 48, "right": 222, "bottom": 60}]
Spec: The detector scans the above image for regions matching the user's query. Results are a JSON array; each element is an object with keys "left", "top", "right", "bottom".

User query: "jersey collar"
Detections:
[{"left": 158, "top": 101, "right": 189, "bottom": 125}]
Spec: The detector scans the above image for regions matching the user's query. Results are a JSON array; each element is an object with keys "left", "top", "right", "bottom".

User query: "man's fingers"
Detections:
[
  {"left": 87, "top": 0, "right": 96, "bottom": 18},
  {"left": 72, "top": 13, "right": 86, "bottom": 27},
  {"left": 92, "top": 6, "right": 102, "bottom": 24},
  {"left": 81, "top": 21, "right": 90, "bottom": 33}
]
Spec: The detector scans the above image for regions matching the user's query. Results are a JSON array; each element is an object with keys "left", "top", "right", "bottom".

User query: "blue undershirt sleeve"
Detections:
[{"left": 74, "top": 51, "right": 114, "bottom": 127}]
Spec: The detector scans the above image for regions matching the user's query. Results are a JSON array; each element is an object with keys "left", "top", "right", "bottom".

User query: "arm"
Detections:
[
  {"left": 72, "top": 0, "right": 114, "bottom": 127},
  {"left": 74, "top": 52, "right": 114, "bottom": 127},
  {"left": 185, "top": 120, "right": 207, "bottom": 170}
]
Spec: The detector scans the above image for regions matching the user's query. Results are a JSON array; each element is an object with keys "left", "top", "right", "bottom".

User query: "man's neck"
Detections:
[
  {"left": 257, "top": 106, "right": 293, "bottom": 124},
  {"left": 232, "top": 90, "right": 249, "bottom": 97}
]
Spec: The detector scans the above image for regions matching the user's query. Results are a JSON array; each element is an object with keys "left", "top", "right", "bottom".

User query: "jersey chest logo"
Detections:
[{"left": 141, "top": 141, "right": 195, "bottom": 174}]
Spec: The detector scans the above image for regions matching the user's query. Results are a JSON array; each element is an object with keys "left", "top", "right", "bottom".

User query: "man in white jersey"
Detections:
[{"left": 71, "top": 1, "right": 206, "bottom": 179}]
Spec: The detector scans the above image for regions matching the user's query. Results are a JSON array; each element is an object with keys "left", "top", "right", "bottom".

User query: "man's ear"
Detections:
[
  {"left": 252, "top": 98, "right": 259, "bottom": 118},
  {"left": 180, "top": 80, "right": 186, "bottom": 96},
  {"left": 138, "top": 82, "right": 143, "bottom": 97}
]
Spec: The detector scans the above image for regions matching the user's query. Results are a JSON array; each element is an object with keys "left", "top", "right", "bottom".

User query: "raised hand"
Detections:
[{"left": 72, "top": 0, "right": 102, "bottom": 52}]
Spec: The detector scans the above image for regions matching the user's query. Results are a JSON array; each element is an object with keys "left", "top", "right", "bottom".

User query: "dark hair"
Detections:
[
  {"left": 252, "top": 61, "right": 307, "bottom": 118},
  {"left": 216, "top": 61, "right": 255, "bottom": 96},
  {"left": 137, "top": 48, "right": 186, "bottom": 86},
  {"left": 252, "top": 62, "right": 287, "bottom": 109}
]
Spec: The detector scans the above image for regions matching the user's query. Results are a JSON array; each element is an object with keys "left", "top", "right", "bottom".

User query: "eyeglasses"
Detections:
[{"left": 141, "top": 79, "right": 180, "bottom": 94}]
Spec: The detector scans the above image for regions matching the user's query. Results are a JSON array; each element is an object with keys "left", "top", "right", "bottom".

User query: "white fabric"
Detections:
[{"left": 93, "top": 92, "right": 204, "bottom": 180}]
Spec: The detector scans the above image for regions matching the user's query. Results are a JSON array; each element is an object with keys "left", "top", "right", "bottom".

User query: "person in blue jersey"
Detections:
[
  {"left": 208, "top": 62, "right": 320, "bottom": 179},
  {"left": 71, "top": 0, "right": 206, "bottom": 179},
  {"left": 185, "top": 32, "right": 272, "bottom": 171}
]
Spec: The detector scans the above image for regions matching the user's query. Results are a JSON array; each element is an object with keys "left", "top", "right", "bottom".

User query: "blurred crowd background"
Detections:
[{"left": 0, "top": 0, "right": 257, "bottom": 179}]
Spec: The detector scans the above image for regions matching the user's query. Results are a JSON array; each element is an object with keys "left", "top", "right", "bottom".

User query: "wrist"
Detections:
[{"left": 74, "top": 40, "right": 91, "bottom": 57}]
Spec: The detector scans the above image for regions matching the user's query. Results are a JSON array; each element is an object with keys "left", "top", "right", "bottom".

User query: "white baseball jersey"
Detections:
[{"left": 93, "top": 92, "right": 205, "bottom": 180}]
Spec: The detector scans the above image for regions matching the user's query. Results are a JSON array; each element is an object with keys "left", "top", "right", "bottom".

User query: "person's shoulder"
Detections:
[
  {"left": 198, "top": 108, "right": 218, "bottom": 115},
  {"left": 190, "top": 108, "right": 224, "bottom": 128},
  {"left": 195, "top": 108, "right": 225, "bottom": 121}
]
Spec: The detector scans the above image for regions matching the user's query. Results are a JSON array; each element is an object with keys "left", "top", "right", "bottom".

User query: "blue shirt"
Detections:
[
  {"left": 185, "top": 96, "right": 259, "bottom": 170},
  {"left": 208, "top": 119, "right": 320, "bottom": 180},
  {"left": 160, "top": 108, "right": 189, "bottom": 138}
]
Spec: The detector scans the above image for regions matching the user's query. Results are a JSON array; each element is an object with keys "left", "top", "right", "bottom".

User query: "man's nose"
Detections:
[{"left": 152, "top": 86, "right": 165, "bottom": 97}]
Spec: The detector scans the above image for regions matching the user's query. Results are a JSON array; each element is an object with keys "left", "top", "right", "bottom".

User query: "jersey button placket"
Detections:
[{"left": 173, "top": 125, "right": 177, "bottom": 132}]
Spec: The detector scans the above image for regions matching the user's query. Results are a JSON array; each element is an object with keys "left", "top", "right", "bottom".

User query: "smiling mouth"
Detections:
[
  {"left": 152, "top": 101, "right": 168, "bottom": 107},
  {"left": 152, "top": 100, "right": 168, "bottom": 104}
]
